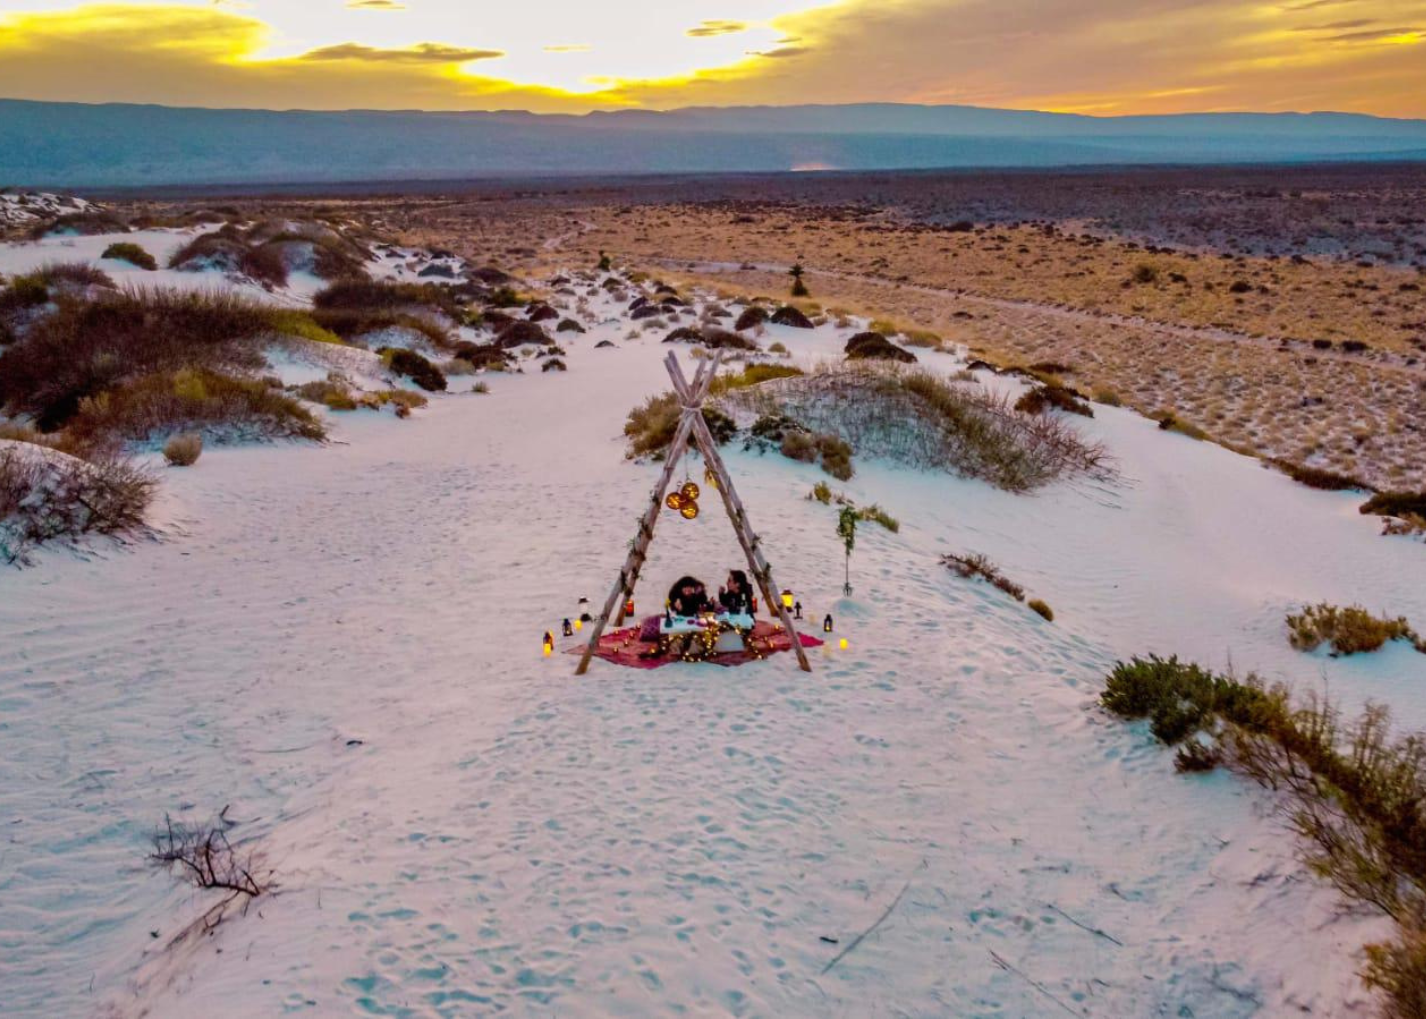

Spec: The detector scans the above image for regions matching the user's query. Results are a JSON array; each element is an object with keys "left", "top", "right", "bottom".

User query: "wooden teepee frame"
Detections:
[{"left": 575, "top": 349, "right": 812, "bottom": 675}]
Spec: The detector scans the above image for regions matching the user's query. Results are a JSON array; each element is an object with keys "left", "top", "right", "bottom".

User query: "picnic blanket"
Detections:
[{"left": 570, "top": 619, "right": 823, "bottom": 670}]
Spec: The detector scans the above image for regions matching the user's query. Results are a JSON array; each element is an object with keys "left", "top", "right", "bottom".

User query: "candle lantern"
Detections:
[
  {"left": 543, "top": 631, "right": 555, "bottom": 656},
  {"left": 624, "top": 597, "right": 636, "bottom": 617},
  {"left": 751, "top": 596, "right": 758, "bottom": 614},
  {"left": 781, "top": 589, "right": 794, "bottom": 609},
  {"left": 562, "top": 618, "right": 574, "bottom": 637},
  {"left": 823, "top": 614, "right": 834, "bottom": 633}
]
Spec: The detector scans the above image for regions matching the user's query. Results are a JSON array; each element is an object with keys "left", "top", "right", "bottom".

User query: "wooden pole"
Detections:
[
  {"left": 573, "top": 355, "right": 708, "bottom": 676},
  {"left": 669, "top": 358, "right": 813, "bottom": 673}
]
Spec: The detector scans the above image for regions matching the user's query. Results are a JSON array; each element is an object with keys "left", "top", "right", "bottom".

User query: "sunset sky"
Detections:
[{"left": 0, "top": 0, "right": 1423, "bottom": 117}]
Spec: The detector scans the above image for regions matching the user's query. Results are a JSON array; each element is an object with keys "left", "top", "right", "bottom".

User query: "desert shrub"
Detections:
[
  {"left": 1228, "top": 280, "right": 1254, "bottom": 294},
  {"left": 817, "top": 434, "right": 853, "bottom": 480},
  {"left": 1101, "top": 655, "right": 1285, "bottom": 746},
  {"left": 382, "top": 348, "right": 447, "bottom": 392},
  {"left": 768, "top": 342, "right": 788, "bottom": 355},
  {"left": 1286, "top": 603, "right": 1422, "bottom": 656},
  {"left": 709, "top": 362, "right": 804, "bottom": 395},
  {"left": 1130, "top": 263, "right": 1159, "bottom": 284},
  {"left": 748, "top": 413, "right": 806, "bottom": 447},
  {"left": 1362, "top": 492, "right": 1426, "bottom": 520},
  {"left": 942, "top": 552, "right": 1026, "bottom": 602},
  {"left": 67, "top": 369, "right": 325, "bottom": 443},
  {"left": 163, "top": 432, "right": 203, "bottom": 466},
  {"left": 1, "top": 443, "right": 155, "bottom": 564},
  {"left": 734, "top": 306, "right": 769, "bottom": 331},
  {"left": 472, "top": 381, "right": 490, "bottom": 394},
  {"left": 1016, "top": 385, "right": 1093, "bottom": 418},
  {"left": 1272, "top": 460, "right": 1371, "bottom": 492},
  {"left": 314, "top": 279, "right": 457, "bottom": 316},
  {"left": 780, "top": 430, "right": 817, "bottom": 463},
  {"left": 770, "top": 306, "right": 814, "bottom": 329},
  {"left": 240, "top": 243, "right": 289, "bottom": 288},
  {"left": 1028, "top": 599, "right": 1054, "bottom": 621},
  {"left": 29, "top": 262, "right": 116, "bottom": 290},
  {"left": 0, "top": 275, "right": 50, "bottom": 312},
  {"left": 1158, "top": 414, "right": 1207, "bottom": 440},
  {"left": 31, "top": 211, "right": 127, "bottom": 238},
  {"left": 623, "top": 392, "right": 737, "bottom": 459},
  {"left": 1365, "top": 930, "right": 1426, "bottom": 1019},
  {"left": 168, "top": 233, "right": 247, "bottom": 272},
  {"left": 723, "top": 364, "right": 1109, "bottom": 492},
  {"left": 0, "top": 288, "right": 273, "bottom": 429},
  {"left": 266, "top": 310, "right": 345, "bottom": 346},
  {"left": 366, "top": 389, "right": 428, "bottom": 413},
  {"left": 1093, "top": 388, "right": 1122, "bottom": 406},
  {"left": 845, "top": 332, "right": 917, "bottom": 363},
  {"left": 102, "top": 242, "right": 158, "bottom": 271},
  {"left": 295, "top": 379, "right": 359, "bottom": 411},
  {"left": 858, "top": 504, "right": 898, "bottom": 532},
  {"left": 541, "top": 358, "right": 567, "bottom": 372},
  {"left": 902, "top": 329, "right": 943, "bottom": 349},
  {"left": 810, "top": 480, "right": 832, "bottom": 504}
]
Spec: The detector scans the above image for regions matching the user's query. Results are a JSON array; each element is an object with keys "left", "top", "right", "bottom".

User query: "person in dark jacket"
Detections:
[
  {"left": 668, "top": 575, "right": 712, "bottom": 617},
  {"left": 718, "top": 569, "right": 752, "bottom": 615}
]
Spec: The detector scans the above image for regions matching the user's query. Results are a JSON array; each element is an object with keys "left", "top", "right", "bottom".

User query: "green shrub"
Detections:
[
  {"left": 382, "top": 348, "right": 447, "bottom": 392},
  {"left": 295, "top": 379, "right": 359, "bottom": 411},
  {"left": 1028, "top": 598, "right": 1053, "bottom": 621},
  {"left": 810, "top": 481, "right": 832, "bottom": 504},
  {"left": 709, "top": 363, "right": 804, "bottom": 395},
  {"left": 1286, "top": 603, "right": 1422, "bottom": 656},
  {"left": 267, "top": 310, "right": 345, "bottom": 346},
  {"left": 858, "top": 504, "right": 898, "bottom": 532},
  {"left": 817, "top": 434, "right": 854, "bottom": 480},
  {"left": 102, "top": 242, "right": 158, "bottom": 271},
  {"left": 1101, "top": 655, "right": 1284, "bottom": 746}
]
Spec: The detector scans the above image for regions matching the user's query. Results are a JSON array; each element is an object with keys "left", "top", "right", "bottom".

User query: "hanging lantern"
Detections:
[
  {"left": 562, "top": 618, "right": 574, "bottom": 637},
  {"left": 823, "top": 614, "right": 834, "bottom": 633},
  {"left": 781, "top": 589, "right": 794, "bottom": 609},
  {"left": 665, "top": 481, "right": 700, "bottom": 520},
  {"left": 543, "top": 631, "right": 555, "bottom": 656},
  {"left": 624, "top": 597, "right": 636, "bottom": 617}
]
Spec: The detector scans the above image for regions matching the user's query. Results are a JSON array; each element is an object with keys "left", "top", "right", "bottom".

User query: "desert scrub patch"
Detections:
[
  {"left": 1015, "top": 384, "right": 1093, "bottom": 418},
  {"left": 102, "top": 242, "right": 158, "bottom": 271},
  {"left": 942, "top": 552, "right": 1025, "bottom": 602},
  {"left": 1361, "top": 491, "right": 1426, "bottom": 520},
  {"left": 1157, "top": 413, "right": 1208, "bottom": 441},
  {"left": 1286, "top": 603, "right": 1423, "bottom": 656},
  {"left": 295, "top": 379, "right": 359, "bottom": 411},
  {"left": 1270, "top": 459, "right": 1371, "bottom": 492},
  {"left": 67, "top": 369, "right": 326, "bottom": 444},
  {"left": 266, "top": 310, "right": 345, "bottom": 346},
  {"left": 163, "top": 432, "right": 203, "bottom": 466},
  {"left": 1092, "top": 388, "right": 1123, "bottom": 406},
  {"left": 780, "top": 430, "right": 853, "bottom": 480},
  {"left": 380, "top": 348, "right": 447, "bottom": 392},
  {"left": 1028, "top": 599, "right": 1054, "bottom": 621},
  {"left": 709, "top": 362, "right": 804, "bottom": 395},
  {"left": 0, "top": 287, "right": 274, "bottom": 431},
  {"left": 0, "top": 442, "right": 156, "bottom": 565},
  {"left": 623, "top": 392, "right": 736, "bottom": 460}
]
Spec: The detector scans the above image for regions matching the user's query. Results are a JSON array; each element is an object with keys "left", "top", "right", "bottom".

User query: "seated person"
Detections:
[
  {"left": 667, "top": 575, "right": 712, "bottom": 618},
  {"left": 718, "top": 570, "right": 753, "bottom": 617}
]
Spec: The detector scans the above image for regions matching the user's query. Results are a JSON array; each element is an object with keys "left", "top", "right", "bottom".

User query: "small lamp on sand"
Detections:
[
  {"left": 823, "top": 614, "right": 834, "bottom": 634},
  {"left": 562, "top": 619, "right": 574, "bottom": 638},
  {"left": 543, "top": 631, "right": 555, "bottom": 657}
]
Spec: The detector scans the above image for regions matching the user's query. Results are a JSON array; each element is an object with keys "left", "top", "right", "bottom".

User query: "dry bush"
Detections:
[
  {"left": 239, "top": 243, "right": 289, "bottom": 288},
  {"left": 163, "top": 432, "right": 203, "bottom": 466},
  {"left": 29, "top": 261, "right": 117, "bottom": 290},
  {"left": 1271, "top": 459, "right": 1371, "bottom": 492},
  {"left": 1286, "top": 603, "right": 1423, "bottom": 656},
  {"left": 67, "top": 369, "right": 325, "bottom": 443},
  {"left": 623, "top": 392, "right": 736, "bottom": 459},
  {"left": 150, "top": 813, "right": 268, "bottom": 932},
  {"left": 1, "top": 443, "right": 155, "bottom": 564},
  {"left": 724, "top": 364, "right": 1109, "bottom": 492},
  {"left": 1029, "top": 598, "right": 1054, "bottom": 621},
  {"left": 0, "top": 287, "right": 272, "bottom": 429},
  {"left": 1016, "top": 384, "right": 1094, "bottom": 418},
  {"left": 101, "top": 242, "right": 157, "bottom": 271},
  {"left": 942, "top": 552, "right": 1025, "bottom": 601}
]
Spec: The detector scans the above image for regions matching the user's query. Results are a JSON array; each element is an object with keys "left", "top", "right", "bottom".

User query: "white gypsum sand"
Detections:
[{"left": 0, "top": 256, "right": 1420, "bottom": 1017}]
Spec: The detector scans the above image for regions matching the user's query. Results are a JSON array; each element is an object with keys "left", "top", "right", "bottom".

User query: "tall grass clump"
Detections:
[
  {"left": 723, "top": 364, "right": 1109, "bottom": 492},
  {"left": 623, "top": 392, "right": 736, "bottom": 460},
  {"left": 101, "top": 242, "right": 158, "bottom": 271}
]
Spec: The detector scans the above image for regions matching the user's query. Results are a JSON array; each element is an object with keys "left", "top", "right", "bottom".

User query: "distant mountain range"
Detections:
[{"left": 4, "top": 99, "right": 1426, "bottom": 189}]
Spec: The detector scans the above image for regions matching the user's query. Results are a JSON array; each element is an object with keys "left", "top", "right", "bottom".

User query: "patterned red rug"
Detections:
[{"left": 569, "top": 620, "right": 824, "bottom": 670}]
